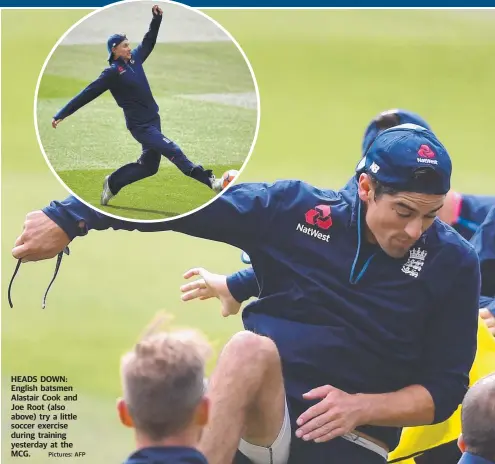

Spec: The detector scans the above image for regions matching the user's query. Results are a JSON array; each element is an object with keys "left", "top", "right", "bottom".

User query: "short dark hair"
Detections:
[
  {"left": 461, "top": 374, "right": 495, "bottom": 461},
  {"left": 375, "top": 112, "right": 401, "bottom": 131},
  {"left": 362, "top": 113, "right": 402, "bottom": 154},
  {"left": 368, "top": 168, "right": 444, "bottom": 199}
]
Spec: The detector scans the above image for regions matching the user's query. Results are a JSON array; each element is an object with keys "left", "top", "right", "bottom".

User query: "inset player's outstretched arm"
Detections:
[
  {"left": 133, "top": 5, "right": 163, "bottom": 63},
  {"left": 52, "top": 68, "right": 117, "bottom": 127}
]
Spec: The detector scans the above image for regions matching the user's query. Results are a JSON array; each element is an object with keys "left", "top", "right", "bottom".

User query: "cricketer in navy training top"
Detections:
[
  {"left": 361, "top": 110, "right": 494, "bottom": 242},
  {"left": 225, "top": 109, "right": 494, "bottom": 329},
  {"left": 51, "top": 5, "right": 223, "bottom": 207},
  {"left": 12, "top": 124, "right": 481, "bottom": 464}
]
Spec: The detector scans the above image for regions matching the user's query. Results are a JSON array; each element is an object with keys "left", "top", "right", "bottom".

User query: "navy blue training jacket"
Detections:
[
  {"left": 124, "top": 446, "right": 207, "bottom": 464},
  {"left": 455, "top": 194, "right": 495, "bottom": 241},
  {"left": 54, "top": 15, "right": 162, "bottom": 130},
  {"left": 471, "top": 206, "right": 495, "bottom": 316},
  {"left": 227, "top": 184, "right": 495, "bottom": 312},
  {"left": 42, "top": 180, "right": 480, "bottom": 454}
]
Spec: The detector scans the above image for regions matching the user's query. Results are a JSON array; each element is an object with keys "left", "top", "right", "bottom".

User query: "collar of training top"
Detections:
[
  {"left": 356, "top": 123, "right": 451, "bottom": 195},
  {"left": 125, "top": 446, "right": 207, "bottom": 464}
]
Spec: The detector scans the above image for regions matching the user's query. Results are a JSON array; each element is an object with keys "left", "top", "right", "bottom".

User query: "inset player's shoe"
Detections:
[
  {"left": 100, "top": 175, "right": 115, "bottom": 206},
  {"left": 209, "top": 174, "right": 223, "bottom": 193}
]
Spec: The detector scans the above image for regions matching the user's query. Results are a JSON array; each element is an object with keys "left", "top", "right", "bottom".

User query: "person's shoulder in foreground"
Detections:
[
  {"left": 454, "top": 193, "right": 495, "bottom": 241},
  {"left": 471, "top": 206, "right": 495, "bottom": 321},
  {"left": 457, "top": 373, "right": 495, "bottom": 464},
  {"left": 124, "top": 447, "right": 207, "bottom": 464},
  {"left": 459, "top": 452, "right": 495, "bottom": 464},
  {"left": 471, "top": 206, "right": 495, "bottom": 268}
]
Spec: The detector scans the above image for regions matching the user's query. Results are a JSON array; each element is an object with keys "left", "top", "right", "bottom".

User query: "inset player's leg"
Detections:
[
  {"left": 101, "top": 148, "right": 161, "bottom": 205},
  {"left": 147, "top": 128, "right": 219, "bottom": 189}
]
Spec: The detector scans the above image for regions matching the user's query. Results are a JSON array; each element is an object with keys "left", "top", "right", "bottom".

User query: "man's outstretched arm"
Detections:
[
  {"left": 13, "top": 181, "right": 294, "bottom": 262},
  {"left": 52, "top": 68, "right": 116, "bottom": 127},
  {"left": 133, "top": 5, "right": 162, "bottom": 63}
]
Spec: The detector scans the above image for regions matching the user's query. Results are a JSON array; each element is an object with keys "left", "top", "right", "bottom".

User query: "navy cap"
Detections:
[
  {"left": 107, "top": 33, "right": 127, "bottom": 62},
  {"left": 361, "top": 109, "right": 432, "bottom": 156},
  {"left": 356, "top": 124, "right": 451, "bottom": 195}
]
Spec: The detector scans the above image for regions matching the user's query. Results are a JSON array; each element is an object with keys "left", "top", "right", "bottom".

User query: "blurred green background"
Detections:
[{"left": 3, "top": 8, "right": 495, "bottom": 463}]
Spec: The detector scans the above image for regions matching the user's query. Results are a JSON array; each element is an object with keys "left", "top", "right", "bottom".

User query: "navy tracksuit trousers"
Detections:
[{"left": 108, "top": 117, "right": 212, "bottom": 195}]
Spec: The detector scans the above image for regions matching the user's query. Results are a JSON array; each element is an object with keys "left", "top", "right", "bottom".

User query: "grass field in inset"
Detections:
[
  {"left": 37, "top": 36, "right": 257, "bottom": 219},
  {"left": 3, "top": 8, "right": 495, "bottom": 464}
]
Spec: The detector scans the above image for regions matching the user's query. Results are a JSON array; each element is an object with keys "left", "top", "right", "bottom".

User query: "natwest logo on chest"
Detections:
[
  {"left": 305, "top": 205, "right": 332, "bottom": 229},
  {"left": 296, "top": 205, "right": 332, "bottom": 242}
]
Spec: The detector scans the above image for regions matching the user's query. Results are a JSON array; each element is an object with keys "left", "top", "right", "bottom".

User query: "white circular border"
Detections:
[{"left": 34, "top": 0, "right": 261, "bottom": 224}]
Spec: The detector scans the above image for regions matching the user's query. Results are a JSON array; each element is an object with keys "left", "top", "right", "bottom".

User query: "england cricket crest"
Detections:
[{"left": 401, "top": 247, "right": 427, "bottom": 278}]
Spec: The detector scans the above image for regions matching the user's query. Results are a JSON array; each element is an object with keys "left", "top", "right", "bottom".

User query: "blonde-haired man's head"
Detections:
[{"left": 117, "top": 329, "right": 211, "bottom": 447}]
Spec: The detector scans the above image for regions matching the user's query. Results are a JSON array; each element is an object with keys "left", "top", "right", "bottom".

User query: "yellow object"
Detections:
[{"left": 388, "top": 318, "right": 495, "bottom": 463}]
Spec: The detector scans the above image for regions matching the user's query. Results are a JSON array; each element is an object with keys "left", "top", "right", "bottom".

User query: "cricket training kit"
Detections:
[
  {"left": 53, "top": 12, "right": 214, "bottom": 196},
  {"left": 43, "top": 125, "right": 480, "bottom": 463}
]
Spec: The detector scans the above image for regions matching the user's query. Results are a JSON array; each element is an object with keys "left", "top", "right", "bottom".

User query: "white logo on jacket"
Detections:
[{"left": 401, "top": 247, "right": 427, "bottom": 278}]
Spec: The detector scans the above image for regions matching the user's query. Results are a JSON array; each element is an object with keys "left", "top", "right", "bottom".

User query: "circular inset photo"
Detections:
[{"left": 36, "top": 0, "right": 258, "bottom": 221}]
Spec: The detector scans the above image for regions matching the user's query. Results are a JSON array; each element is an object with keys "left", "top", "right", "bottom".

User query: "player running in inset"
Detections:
[{"left": 51, "top": 5, "right": 223, "bottom": 206}]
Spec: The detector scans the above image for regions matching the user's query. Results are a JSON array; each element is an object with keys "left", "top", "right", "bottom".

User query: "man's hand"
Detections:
[
  {"left": 181, "top": 268, "right": 242, "bottom": 318},
  {"left": 480, "top": 308, "right": 495, "bottom": 336},
  {"left": 152, "top": 5, "right": 163, "bottom": 16},
  {"left": 295, "top": 385, "right": 368, "bottom": 443},
  {"left": 52, "top": 118, "right": 63, "bottom": 129},
  {"left": 12, "top": 211, "right": 70, "bottom": 262}
]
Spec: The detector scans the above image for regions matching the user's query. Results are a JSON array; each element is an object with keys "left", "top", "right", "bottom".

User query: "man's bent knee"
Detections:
[
  {"left": 228, "top": 331, "right": 280, "bottom": 366},
  {"left": 145, "top": 163, "right": 160, "bottom": 176},
  {"left": 138, "top": 157, "right": 160, "bottom": 176}
]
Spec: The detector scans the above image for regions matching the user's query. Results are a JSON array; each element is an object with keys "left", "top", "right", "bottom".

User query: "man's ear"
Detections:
[
  {"left": 458, "top": 434, "right": 466, "bottom": 453},
  {"left": 194, "top": 396, "right": 209, "bottom": 427},
  {"left": 117, "top": 398, "right": 134, "bottom": 428},
  {"left": 357, "top": 173, "right": 372, "bottom": 203}
]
